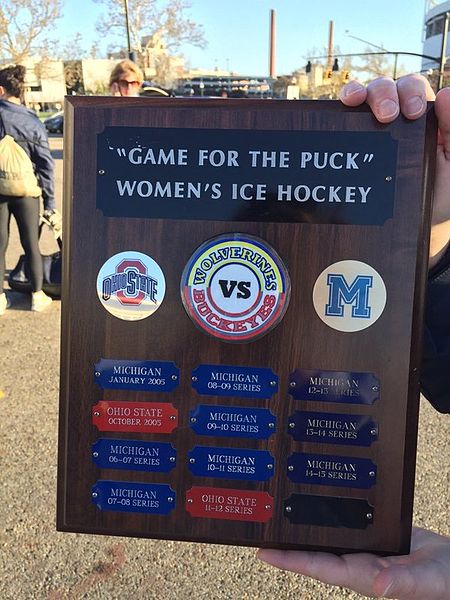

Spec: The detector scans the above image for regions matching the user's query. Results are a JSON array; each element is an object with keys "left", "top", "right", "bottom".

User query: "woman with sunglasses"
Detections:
[{"left": 109, "top": 59, "right": 144, "bottom": 97}]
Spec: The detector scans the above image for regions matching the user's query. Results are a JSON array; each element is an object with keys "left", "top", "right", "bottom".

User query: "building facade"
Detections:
[{"left": 422, "top": 0, "right": 450, "bottom": 71}]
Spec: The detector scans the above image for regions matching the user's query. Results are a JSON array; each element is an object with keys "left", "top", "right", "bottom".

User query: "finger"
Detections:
[
  {"left": 339, "top": 80, "right": 367, "bottom": 106},
  {"left": 435, "top": 87, "right": 450, "bottom": 157},
  {"left": 396, "top": 74, "right": 435, "bottom": 120},
  {"left": 366, "top": 77, "right": 400, "bottom": 123}
]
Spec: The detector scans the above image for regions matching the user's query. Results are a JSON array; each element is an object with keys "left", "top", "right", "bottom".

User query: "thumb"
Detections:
[
  {"left": 435, "top": 87, "right": 450, "bottom": 158},
  {"left": 373, "top": 566, "right": 416, "bottom": 599}
]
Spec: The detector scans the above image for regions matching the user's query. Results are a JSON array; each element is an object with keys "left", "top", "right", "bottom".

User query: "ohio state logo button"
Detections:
[
  {"left": 97, "top": 251, "right": 166, "bottom": 321},
  {"left": 181, "top": 234, "right": 290, "bottom": 342}
]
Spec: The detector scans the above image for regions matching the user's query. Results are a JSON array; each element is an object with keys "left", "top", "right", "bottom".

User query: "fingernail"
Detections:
[
  {"left": 341, "top": 81, "right": 362, "bottom": 98},
  {"left": 378, "top": 99, "right": 399, "bottom": 120},
  {"left": 405, "top": 95, "right": 425, "bottom": 117}
]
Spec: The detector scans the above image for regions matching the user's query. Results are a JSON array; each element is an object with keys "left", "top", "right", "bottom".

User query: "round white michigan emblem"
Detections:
[
  {"left": 181, "top": 234, "right": 290, "bottom": 342},
  {"left": 312, "top": 260, "right": 387, "bottom": 332},
  {"left": 97, "top": 251, "right": 166, "bottom": 321}
]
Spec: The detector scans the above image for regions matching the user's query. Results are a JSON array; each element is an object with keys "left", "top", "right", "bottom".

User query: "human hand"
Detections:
[
  {"left": 110, "top": 82, "right": 121, "bottom": 96},
  {"left": 340, "top": 75, "right": 450, "bottom": 268},
  {"left": 257, "top": 526, "right": 450, "bottom": 599}
]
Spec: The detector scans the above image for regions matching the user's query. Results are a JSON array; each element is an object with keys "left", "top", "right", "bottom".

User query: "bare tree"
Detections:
[
  {"left": 0, "top": 0, "right": 62, "bottom": 63},
  {"left": 93, "top": 0, "right": 206, "bottom": 82}
]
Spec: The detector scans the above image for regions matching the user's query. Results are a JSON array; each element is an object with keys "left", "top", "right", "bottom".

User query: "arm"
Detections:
[
  {"left": 257, "top": 75, "right": 450, "bottom": 598},
  {"left": 29, "top": 123, "right": 56, "bottom": 211}
]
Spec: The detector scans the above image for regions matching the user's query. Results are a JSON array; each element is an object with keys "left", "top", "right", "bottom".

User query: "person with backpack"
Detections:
[{"left": 0, "top": 65, "right": 56, "bottom": 314}]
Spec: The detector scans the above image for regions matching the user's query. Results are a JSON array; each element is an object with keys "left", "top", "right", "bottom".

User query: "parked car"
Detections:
[{"left": 44, "top": 111, "right": 64, "bottom": 134}]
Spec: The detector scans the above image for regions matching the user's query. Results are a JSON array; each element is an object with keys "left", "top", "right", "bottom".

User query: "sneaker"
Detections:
[
  {"left": 0, "top": 293, "right": 10, "bottom": 316},
  {"left": 31, "top": 290, "right": 53, "bottom": 312}
]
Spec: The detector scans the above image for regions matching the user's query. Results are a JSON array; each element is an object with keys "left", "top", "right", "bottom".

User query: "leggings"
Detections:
[{"left": 0, "top": 195, "right": 42, "bottom": 292}]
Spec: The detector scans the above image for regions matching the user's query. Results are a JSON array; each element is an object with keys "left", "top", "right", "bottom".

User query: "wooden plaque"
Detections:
[{"left": 57, "top": 96, "right": 436, "bottom": 555}]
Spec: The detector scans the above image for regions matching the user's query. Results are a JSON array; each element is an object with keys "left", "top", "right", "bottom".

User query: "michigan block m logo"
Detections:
[{"left": 325, "top": 274, "right": 373, "bottom": 319}]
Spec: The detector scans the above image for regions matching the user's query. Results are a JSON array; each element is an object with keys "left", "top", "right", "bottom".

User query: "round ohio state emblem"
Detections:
[
  {"left": 97, "top": 251, "right": 166, "bottom": 321},
  {"left": 181, "top": 234, "right": 290, "bottom": 342}
]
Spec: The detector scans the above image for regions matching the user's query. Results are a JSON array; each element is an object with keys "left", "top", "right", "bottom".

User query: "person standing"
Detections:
[
  {"left": 257, "top": 74, "right": 450, "bottom": 600},
  {"left": 109, "top": 59, "right": 144, "bottom": 97},
  {"left": 0, "top": 65, "right": 55, "bottom": 314}
]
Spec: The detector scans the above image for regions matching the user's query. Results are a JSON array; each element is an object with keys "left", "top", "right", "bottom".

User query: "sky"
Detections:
[{"left": 57, "top": 0, "right": 431, "bottom": 76}]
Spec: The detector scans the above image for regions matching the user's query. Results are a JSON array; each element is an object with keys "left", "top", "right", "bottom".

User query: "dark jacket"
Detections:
[
  {"left": 0, "top": 99, "right": 55, "bottom": 210},
  {"left": 421, "top": 247, "right": 450, "bottom": 413}
]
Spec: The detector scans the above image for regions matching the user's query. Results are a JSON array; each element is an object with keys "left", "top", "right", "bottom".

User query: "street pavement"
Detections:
[{"left": 0, "top": 136, "right": 449, "bottom": 600}]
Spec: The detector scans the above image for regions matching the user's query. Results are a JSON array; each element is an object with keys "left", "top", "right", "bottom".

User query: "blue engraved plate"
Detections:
[
  {"left": 288, "top": 411, "right": 378, "bottom": 446},
  {"left": 190, "top": 405, "right": 276, "bottom": 439},
  {"left": 289, "top": 369, "right": 379, "bottom": 404},
  {"left": 188, "top": 446, "right": 275, "bottom": 481},
  {"left": 94, "top": 358, "right": 179, "bottom": 392},
  {"left": 191, "top": 364, "right": 278, "bottom": 399},
  {"left": 287, "top": 452, "right": 377, "bottom": 488},
  {"left": 92, "top": 439, "right": 176, "bottom": 472},
  {"left": 92, "top": 480, "right": 176, "bottom": 514}
]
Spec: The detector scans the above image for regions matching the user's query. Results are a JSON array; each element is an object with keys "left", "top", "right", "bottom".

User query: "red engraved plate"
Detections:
[
  {"left": 186, "top": 486, "right": 274, "bottom": 522},
  {"left": 92, "top": 401, "right": 178, "bottom": 433}
]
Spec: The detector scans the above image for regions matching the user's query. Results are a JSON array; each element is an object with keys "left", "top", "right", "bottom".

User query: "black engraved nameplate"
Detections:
[
  {"left": 97, "top": 127, "right": 396, "bottom": 225},
  {"left": 284, "top": 493, "right": 374, "bottom": 529}
]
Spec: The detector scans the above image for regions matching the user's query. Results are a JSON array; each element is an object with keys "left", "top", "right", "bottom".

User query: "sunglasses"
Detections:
[{"left": 118, "top": 79, "right": 140, "bottom": 88}]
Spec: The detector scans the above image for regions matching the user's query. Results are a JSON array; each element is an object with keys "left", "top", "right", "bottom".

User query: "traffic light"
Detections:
[
  {"left": 342, "top": 70, "right": 350, "bottom": 82},
  {"left": 324, "top": 69, "right": 332, "bottom": 79},
  {"left": 305, "top": 60, "right": 312, "bottom": 73}
]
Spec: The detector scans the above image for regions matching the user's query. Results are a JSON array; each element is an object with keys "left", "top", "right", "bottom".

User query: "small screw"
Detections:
[
  {"left": 190, "top": 417, "right": 197, "bottom": 424},
  {"left": 289, "top": 422, "right": 295, "bottom": 429},
  {"left": 98, "top": 169, "right": 105, "bottom": 175},
  {"left": 385, "top": 176, "right": 392, "bottom": 182},
  {"left": 288, "top": 465, "right": 294, "bottom": 471},
  {"left": 372, "top": 386, "right": 379, "bottom": 392},
  {"left": 285, "top": 505, "right": 292, "bottom": 513},
  {"left": 169, "top": 457, "right": 176, "bottom": 462},
  {"left": 191, "top": 376, "right": 198, "bottom": 382},
  {"left": 92, "top": 492, "right": 98, "bottom": 498},
  {"left": 269, "top": 380, "right": 277, "bottom": 387},
  {"left": 171, "top": 375, "right": 178, "bottom": 381},
  {"left": 267, "top": 463, "right": 273, "bottom": 470},
  {"left": 366, "top": 512, "right": 373, "bottom": 520},
  {"left": 94, "top": 371, "right": 100, "bottom": 377},
  {"left": 94, "top": 411, "right": 100, "bottom": 417},
  {"left": 189, "top": 458, "right": 195, "bottom": 464},
  {"left": 168, "top": 497, "right": 174, "bottom": 503},
  {"left": 371, "top": 428, "right": 378, "bottom": 436},
  {"left": 187, "top": 498, "right": 193, "bottom": 504},
  {"left": 268, "top": 422, "right": 275, "bottom": 429},
  {"left": 289, "top": 381, "right": 296, "bottom": 388},
  {"left": 170, "top": 415, "right": 176, "bottom": 421},
  {"left": 92, "top": 452, "right": 98, "bottom": 458},
  {"left": 265, "top": 504, "right": 272, "bottom": 510},
  {"left": 369, "top": 471, "right": 375, "bottom": 477}
]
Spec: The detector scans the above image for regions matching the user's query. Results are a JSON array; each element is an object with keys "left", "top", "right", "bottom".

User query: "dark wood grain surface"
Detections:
[{"left": 57, "top": 96, "right": 436, "bottom": 555}]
